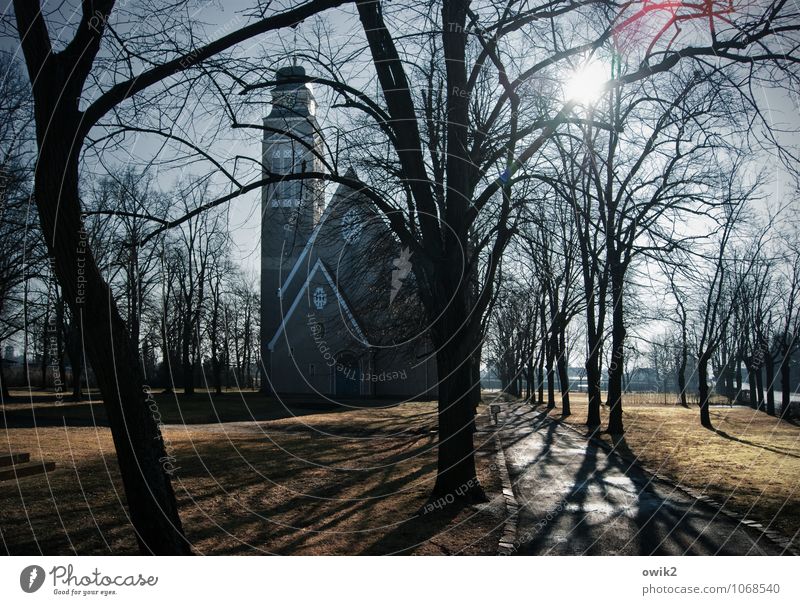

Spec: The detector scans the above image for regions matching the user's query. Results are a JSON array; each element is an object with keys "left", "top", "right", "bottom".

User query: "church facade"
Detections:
[{"left": 260, "top": 66, "right": 437, "bottom": 400}]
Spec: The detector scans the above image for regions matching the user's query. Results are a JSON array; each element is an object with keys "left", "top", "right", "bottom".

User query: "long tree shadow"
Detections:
[
  {"left": 359, "top": 499, "right": 467, "bottom": 555},
  {"left": 1, "top": 425, "right": 467, "bottom": 555},
  {"left": 516, "top": 432, "right": 599, "bottom": 554},
  {"left": 712, "top": 428, "right": 800, "bottom": 460},
  {"left": 606, "top": 434, "right": 769, "bottom": 555},
  {"left": 509, "top": 412, "right": 767, "bottom": 555}
]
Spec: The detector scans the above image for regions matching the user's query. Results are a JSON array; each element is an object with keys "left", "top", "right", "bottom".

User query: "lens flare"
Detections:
[{"left": 564, "top": 60, "right": 609, "bottom": 105}]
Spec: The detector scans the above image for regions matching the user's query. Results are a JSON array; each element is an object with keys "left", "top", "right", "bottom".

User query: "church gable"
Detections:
[{"left": 268, "top": 257, "right": 368, "bottom": 353}]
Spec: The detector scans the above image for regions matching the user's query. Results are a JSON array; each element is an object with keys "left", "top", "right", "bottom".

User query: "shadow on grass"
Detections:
[
  {"left": 2, "top": 391, "right": 416, "bottom": 428},
  {"left": 2, "top": 423, "right": 477, "bottom": 555},
  {"left": 712, "top": 428, "right": 800, "bottom": 460}
]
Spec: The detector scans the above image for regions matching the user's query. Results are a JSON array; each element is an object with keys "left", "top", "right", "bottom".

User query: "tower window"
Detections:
[{"left": 270, "top": 147, "right": 303, "bottom": 206}]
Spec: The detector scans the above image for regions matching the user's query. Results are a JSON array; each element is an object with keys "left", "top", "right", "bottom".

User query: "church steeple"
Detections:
[
  {"left": 260, "top": 64, "right": 325, "bottom": 392},
  {"left": 269, "top": 65, "right": 317, "bottom": 119}
]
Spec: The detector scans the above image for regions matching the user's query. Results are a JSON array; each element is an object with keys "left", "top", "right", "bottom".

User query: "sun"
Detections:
[{"left": 564, "top": 60, "right": 609, "bottom": 106}]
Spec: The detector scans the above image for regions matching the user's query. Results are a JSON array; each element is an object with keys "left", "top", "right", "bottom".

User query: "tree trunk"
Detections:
[
  {"left": 546, "top": 349, "right": 556, "bottom": 410},
  {"left": 579, "top": 205, "right": 603, "bottom": 427},
  {"left": 754, "top": 363, "right": 765, "bottom": 411},
  {"left": 722, "top": 353, "right": 735, "bottom": 402},
  {"left": 735, "top": 353, "right": 743, "bottom": 400},
  {"left": 538, "top": 305, "right": 546, "bottom": 406},
  {"left": 677, "top": 342, "right": 688, "bottom": 408},
  {"left": 212, "top": 354, "right": 222, "bottom": 395},
  {"left": 585, "top": 345, "right": 602, "bottom": 426},
  {"left": 537, "top": 351, "right": 544, "bottom": 406},
  {"left": 765, "top": 352, "right": 776, "bottom": 416},
  {"left": 525, "top": 363, "right": 533, "bottom": 401},
  {"left": 557, "top": 329, "right": 570, "bottom": 416},
  {"left": 699, "top": 355, "right": 712, "bottom": 428},
  {"left": 0, "top": 340, "right": 10, "bottom": 401},
  {"left": 432, "top": 335, "right": 484, "bottom": 502},
  {"left": 780, "top": 352, "right": 792, "bottom": 419},
  {"left": 181, "top": 318, "right": 194, "bottom": 396},
  {"left": 745, "top": 361, "right": 755, "bottom": 406},
  {"left": 69, "top": 318, "right": 83, "bottom": 401},
  {"left": 56, "top": 297, "right": 66, "bottom": 400},
  {"left": 40, "top": 310, "right": 49, "bottom": 388},
  {"left": 606, "top": 265, "right": 625, "bottom": 434},
  {"left": 31, "top": 105, "right": 190, "bottom": 554}
]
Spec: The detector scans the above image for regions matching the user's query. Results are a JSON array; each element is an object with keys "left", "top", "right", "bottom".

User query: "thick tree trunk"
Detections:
[
  {"left": 432, "top": 336, "right": 484, "bottom": 502},
  {"left": 32, "top": 109, "right": 190, "bottom": 554},
  {"left": 546, "top": 351, "right": 556, "bottom": 410},
  {"left": 699, "top": 355, "right": 712, "bottom": 428},
  {"left": 754, "top": 363, "right": 765, "bottom": 411},
  {"left": 765, "top": 353, "right": 776, "bottom": 416},
  {"left": 69, "top": 319, "right": 83, "bottom": 402},
  {"left": 585, "top": 342, "right": 602, "bottom": 426},
  {"left": 606, "top": 266, "right": 625, "bottom": 434},
  {"left": 557, "top": 330, "right": 570, "bottom": 416}
]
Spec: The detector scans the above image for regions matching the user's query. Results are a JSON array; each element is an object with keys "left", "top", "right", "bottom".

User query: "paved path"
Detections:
[{"left": 496, "top": 403, "right": 786, "bottom": 555}]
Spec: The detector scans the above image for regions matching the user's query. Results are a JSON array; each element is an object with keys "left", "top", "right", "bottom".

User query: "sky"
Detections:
[{"left": 2, "top": 0, "right": 798, "bottom": 278}]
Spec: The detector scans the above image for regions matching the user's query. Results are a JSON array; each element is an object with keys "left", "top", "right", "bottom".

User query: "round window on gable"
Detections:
[{"left": 313, "top": 286, "right": 327, "bottom": 310}]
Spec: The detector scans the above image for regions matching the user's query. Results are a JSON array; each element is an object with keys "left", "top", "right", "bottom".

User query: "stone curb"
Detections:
[{"left": 493, "top": 433, "right": 520, "bottom": 555}]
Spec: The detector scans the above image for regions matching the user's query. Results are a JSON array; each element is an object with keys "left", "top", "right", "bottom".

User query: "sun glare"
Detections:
[{"left": 564, "top": 60, "right": 609, "bottom": 106}]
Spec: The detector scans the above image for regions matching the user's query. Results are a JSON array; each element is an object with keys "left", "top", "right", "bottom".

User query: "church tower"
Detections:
[{"left": 261, "top": 65, "right": 325, "bottom": 391}]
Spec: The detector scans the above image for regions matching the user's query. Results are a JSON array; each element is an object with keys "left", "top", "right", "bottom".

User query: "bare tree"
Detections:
[
  {"left": 689, "top": 186, "right": 767, "bottom": 429},
  {"left": 9, "top": 0, "right": 345, "bottom": 554},
  {"left": 774, "top": 225, "right": 800, "bottom": 418}
]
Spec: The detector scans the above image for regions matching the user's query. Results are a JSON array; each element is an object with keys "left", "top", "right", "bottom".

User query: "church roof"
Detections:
[{"left": 277, "top": 167, "right": 364, "bottom": 296}]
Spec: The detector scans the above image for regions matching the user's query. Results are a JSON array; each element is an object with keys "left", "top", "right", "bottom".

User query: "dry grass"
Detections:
[
  {"left": 551, "top": 395, "right": 800, "bottom": 541},
  {"left": 0, "top": 401, "right": 504, "bottom": 555}
]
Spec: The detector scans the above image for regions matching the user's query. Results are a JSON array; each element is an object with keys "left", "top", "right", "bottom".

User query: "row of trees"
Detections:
[
  {"left": 487, "top": 205, "right": 800, "bottom": 428},
  {"left": 5, "top": 0, "right": 800, "bottom": 553},
  {"left": 486, "top": 65, "right": 800, "bottom": 431},
  {"left": 0, "top": 162, "right": 262, "bottom": 397}
]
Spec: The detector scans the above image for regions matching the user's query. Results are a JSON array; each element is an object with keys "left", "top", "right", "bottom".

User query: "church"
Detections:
[{"left": 260, "top": 65, "right": 438, "bottom": 400}]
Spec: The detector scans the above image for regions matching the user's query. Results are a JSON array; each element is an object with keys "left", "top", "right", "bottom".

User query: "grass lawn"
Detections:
[
  {"left": 548, "top": 395, "right": 800, "bottom": 542},
  {"left": 1, "top": 388, "right": 346, "bottom": 426},
  {"left": 1, "top": 396, "right": 504, "bottom": 555}
]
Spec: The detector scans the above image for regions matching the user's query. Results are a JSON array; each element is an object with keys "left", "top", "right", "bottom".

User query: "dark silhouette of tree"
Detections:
[{"left": 10, "top": 0, "right": 347, "bottom": 555}]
